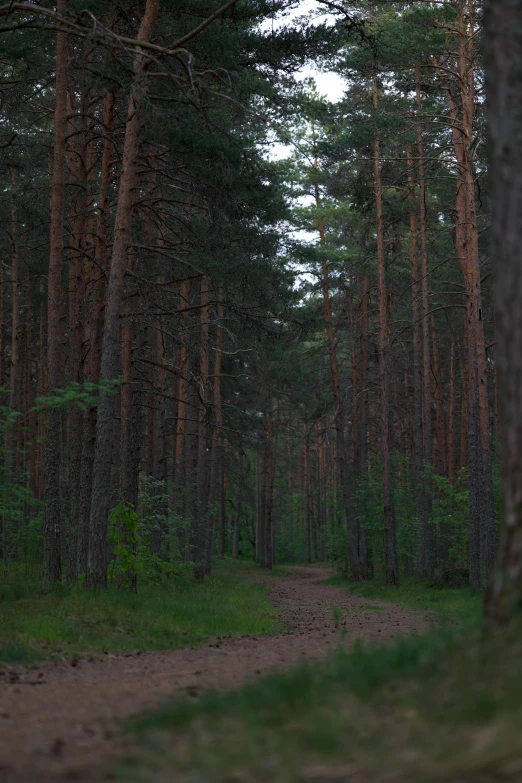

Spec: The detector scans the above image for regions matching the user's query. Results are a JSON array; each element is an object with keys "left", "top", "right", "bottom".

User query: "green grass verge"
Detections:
[
  {"left": 324, "top": 574, "right": 482, "bottom": 627},
  {"left": 122, "top": 615, "right": 522, "bottom": 782},
  {"left": 0, "top": 559, "right": 282, "bottom": 666}
]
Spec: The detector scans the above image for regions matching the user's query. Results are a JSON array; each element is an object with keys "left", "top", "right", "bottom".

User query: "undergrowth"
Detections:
[
  {"left": 324, "top": 574, "right": 482, "bottom": 627},
  {"left": 120, "top": 569, "right": 496, "bottom": 782},
  {"left": 122, "top": 617, "right": 522, "bottom": 782},
  {"left": 0, "top": 560, "right": 282, "bottom": 665}
]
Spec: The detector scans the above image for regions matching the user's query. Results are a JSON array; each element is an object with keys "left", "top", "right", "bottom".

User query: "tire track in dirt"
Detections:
[{"left": 0, "top": 566, "right": 431, "bottom": 782}]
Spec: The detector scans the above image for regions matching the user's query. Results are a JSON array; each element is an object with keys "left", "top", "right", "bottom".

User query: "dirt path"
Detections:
[{"left": 0, "top": 566, "right": 430, "bottom": 782}]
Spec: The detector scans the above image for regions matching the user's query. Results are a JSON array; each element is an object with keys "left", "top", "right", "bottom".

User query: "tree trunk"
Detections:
[
  {"left": 407, "top": 142, "right": 425, "bottom": 580},
  {"left": 9, "top": 168, "right": 19, "bottom": 420},
  {"left": 174, "top": 278, "right": 190, "bottom": 521},
  {"left": 232, "top": 447, "right": 243, "bottom": 559},
  {"left": 0, "top": 263, "right": 5, "bottom": 394},
  {"left": 448, "top": 341, "right": 456, "bottom": 481},
  {"left": 87, "top": 0, "right": 160, "bottom": 588},
  {"left": 358, "top": 275, "right": 370, "bottom": 576},
  {"left": 445, "top": 1, "right": 495, "bottom": 589},
  {"left": 205, "top": 285, "right": 224, "bottom": 574},
  {"left": 43, "top": 0, "right": 68, "bottom": 585},
  {"left": 219, "top": 446, "right": 227, "bottom": 558},
  {"left": 66, "top": 94, "right": 92, "bottom": 582},
  {"left": 194, "top": 276, "right": 210, "bottom": 581},
  {"left": 76, "top": 86, "right": 114, "bottom": 579},
  {"left": 483, "top": 0, "right": 522, "bottom": 623},
  {"left": 304, "top": 429, "right": 312, "bottom": 564},
  {"left": 416, "top": 74, "right": 435, "bottom": 578},
  {"left": 432, "top": 316, "right": 446, "bottom": 476},
  {"left": 374, "top": 72, "right": 397, "bottom": 585},
  {"left": 314, "top": 177, "right": 361, "bottom": 581}
]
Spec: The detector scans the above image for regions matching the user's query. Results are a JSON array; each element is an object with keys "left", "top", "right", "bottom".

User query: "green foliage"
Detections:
[
  {"left": 126, "top": 618, "right": 522, "bottom": 783},
  {"left": 325, "top": 515, "right": 350, "bottom": 576},
  {"left": 0, "top": 381, "right": 122, "bottom": 568},
  {"left": 108, "top": 500, "right": 193, "bottom": 589},
  {"left": 324, "top": 454, "right": 500, "bottom": 583},
  {"left": 0, "top": 399, "right": 43, "bottom": 565},
  {"left": 35, "top": 380, "right": 121, "bottom": 412},
  {"left": 432, "top": 470, "right": 470, "bottom": 569},
  {"left": 0, "top": 560, "right": 282, "bottom": 665},
  {"left": 325, "top": 575, "right": 481, "bottom": 629}
]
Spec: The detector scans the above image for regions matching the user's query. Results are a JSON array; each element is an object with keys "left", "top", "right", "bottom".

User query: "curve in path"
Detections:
[{"left": 0, "top": 565, "right": 430, "bottom": 782}]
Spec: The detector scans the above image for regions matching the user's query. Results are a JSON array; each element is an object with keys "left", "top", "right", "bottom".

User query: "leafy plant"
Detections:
[{"left": 108, "top": 500, "right": 193, "bottom": 589}]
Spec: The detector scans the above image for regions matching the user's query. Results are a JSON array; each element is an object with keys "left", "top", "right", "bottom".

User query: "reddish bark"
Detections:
[
  {"left": 76, "top": 85, "right": 115, "bottom": 578},
  {"left": 416, "top": 74, "right": 435, "bottom": 578},
  {"left": 432, "top": 316, "right": 446, "bottom": 476},
  {"left": 448, "top": 341, "right": 456, "bottom": 481},
  {"left": 205, "top": 285, "right": 224, "bottom": 573},
  {"left": 374, "top": 73, "right": 397, "bottom": 585},
  {"left": 43, "top": 0, "right": 68, "bottom": 585},
  {"left": 314, "top": 174, "right": 361, "bottom": 581},
  {"left": 87, "top": 0, "right": 160, "bottom": 588}
]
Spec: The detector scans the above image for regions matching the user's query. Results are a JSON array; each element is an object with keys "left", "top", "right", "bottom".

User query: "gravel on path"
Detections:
[{"left": 0, "top": 565, "right": 431, "bottom": 782}]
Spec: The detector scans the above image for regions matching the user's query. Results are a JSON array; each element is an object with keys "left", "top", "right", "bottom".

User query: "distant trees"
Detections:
[
  {"left": 280, "top": 0, "right": 496, "bottom": 588},
  {"left": 0, "top": 0, "right": 307, "bottom": 585},
  {"left": 0, "top": 0, "right": 509, "bottom": 594}
]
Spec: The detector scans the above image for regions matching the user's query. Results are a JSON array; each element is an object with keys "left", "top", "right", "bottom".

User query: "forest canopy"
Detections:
[{"left": 0, "top": 0, "right": 510, "bottom": 606}]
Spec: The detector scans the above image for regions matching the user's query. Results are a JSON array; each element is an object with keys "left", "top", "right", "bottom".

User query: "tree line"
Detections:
[{"left": 1, "top": 0, "right": 522, "bottom": 618}]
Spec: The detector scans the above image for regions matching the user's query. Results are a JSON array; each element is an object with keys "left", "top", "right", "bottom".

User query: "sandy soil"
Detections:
[{"left": 0, "top": 566, "right": 431, "bottom": 782}]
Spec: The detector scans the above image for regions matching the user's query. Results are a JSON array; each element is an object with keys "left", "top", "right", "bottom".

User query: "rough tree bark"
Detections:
[
  {"left": 416, "top": 73, "right": 435, "bottom": 579},
  {"left": 76, "top": 85, "right": 115, "bottom": 578},
  {"left": 483, "top": 0, "right": 522, "bottom": 623},
  {"left": 194, "top": 275, "right": 210, "bottom": 581},
  {"left": 373, "top": 71, "right": 397, "bottom": 585},
  {"left": 358, "top": 274, "right": 370, "bottom": 576},
  {"left": 232, "top": 446, "right": 243, "bottom": 559},
  {"left": 443, "top": 1, "right": 495, "bottom": 589},
  {"left": 407, "top": 142, "right": 425, "bottom": 581},
  {"left": 205, "top": 285, "right": 224, "bottom": 574},
  {"left": 43, "top": 0, "right": 68, "bottom": 585},
  {"left": 314, "top": 175, "right": 361, "bottom": 581},
  {"left": 87, "top": 0, "right": 160, "bottom": 588}
]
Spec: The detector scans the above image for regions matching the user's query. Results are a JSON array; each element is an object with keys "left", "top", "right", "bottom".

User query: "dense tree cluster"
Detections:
[{"left": 0, "top": 0, "right": 510, "bottom": 596}]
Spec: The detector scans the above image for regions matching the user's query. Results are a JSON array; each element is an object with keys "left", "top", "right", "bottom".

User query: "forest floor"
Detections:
[{"left": 0, "top": 564, "right": 431, "bottom": 782}]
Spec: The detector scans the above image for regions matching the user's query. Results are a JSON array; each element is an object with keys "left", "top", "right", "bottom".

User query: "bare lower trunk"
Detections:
[
  {"left": 304, "top": 430, "right": 312, "bottom": 565},
  {"left": 448, "top": 342, "right": 456, "bottom": 481},
  {"left": 76, "top": 87, "right": 114, "bottom": 577},
  {"left": 87, "top": 0, "right": 160, "bottom": 588},
  {"left": 194, "top": 277, "right": 210, "bottom": 581},
  {"left": 43, "top": 1, "right": 68, "bottom": 585},
  {"left": 219, "top": 451, "right": 227, "bottom": 558},
  {"left": 174, "top": 278, "right": 190, "bottom": 522},
  {"left": 483, "top": 0, "right": 522, "bottom": 622},
  {"left": 445, "top": 5, "right": 494, "bottom": 589},
  {"left": 432, "top": 317, "right": 446, "bottom": 476},
  {"left": 358, "top": 275, "right": 370, "bottom": 576},
  {"left": 407, "top": 142, "right": 425, "bottom": 579},
  {"left": 205, "top": 287, "right": 224, "bottom": 574},
  {"left": 416, "top": 76, "right": 435, "bottom": 578},
  {"left": 232, "top": 448, "right": 243, "bottom": 559},
  {"left": 374, "top": 73, "right": 396, "bottom": 585},
  {"left": 315, "top": 184, "right": 361, "bottom": 581}
]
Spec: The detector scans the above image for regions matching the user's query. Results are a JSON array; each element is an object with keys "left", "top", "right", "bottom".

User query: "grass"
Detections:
[
  {"left": 0, "top": 559, "right": 282, "bottom": 666},
  {"left": 119, "top": 569, "right": 502, "bottom": 782},
  {"left": 122, "top": 616, "right": 522, "bottom": 782},
  {"left": 324, "top": 574, "right": 482, "bottom": 627}
]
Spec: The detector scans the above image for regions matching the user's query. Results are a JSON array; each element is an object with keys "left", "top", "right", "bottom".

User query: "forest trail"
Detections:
[{"left": 0, "top": 566, "right": 430, "bottom": 782}]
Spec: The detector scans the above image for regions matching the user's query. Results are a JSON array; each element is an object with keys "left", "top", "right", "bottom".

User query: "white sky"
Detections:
[{"left": 261, "top": 1, "right": 346, "bottom": 160}]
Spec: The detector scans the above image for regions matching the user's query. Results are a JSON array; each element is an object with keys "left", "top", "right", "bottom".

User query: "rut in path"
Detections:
[{"left": 0, "top": 566, "right": 431, "bottom": 782}]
